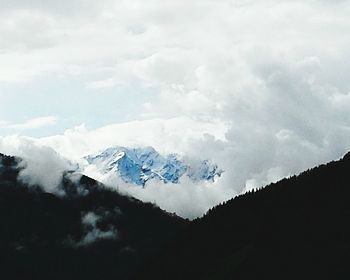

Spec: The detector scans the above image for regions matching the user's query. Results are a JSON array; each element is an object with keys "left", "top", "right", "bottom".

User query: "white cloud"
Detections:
[
  {"left": 0, "top": 135, "right": 72, "bottom": 194},
  {"left": 85, "top": 78, "right": 116, "bottom": 89},
  {"left": 75, "top": 210, "right": 118, "bottom": 247},
  {"left": 5, "top": 116, "right": 58, "bottom": 130},
  {"left": 0, "top": 121, "right": 9, "bottom": 128},
  {"left": 94, "top": 170, "right": 235, "bottom": 219},
  {"left": 1, "top": 0, "right": 350, "bottom": 218},
  {"left": 37, "top": 117, "right": 229, "bottom": 160}
]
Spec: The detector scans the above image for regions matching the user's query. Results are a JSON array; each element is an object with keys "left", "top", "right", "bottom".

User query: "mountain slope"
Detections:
[
  {"left": 3, "top": 151, "right": 350, "bottom": 279},
  {"left": 0, "top": 153, "right": 186, "bottom": 280},
  {"left": 84, "top": 146, "right": 222, "bottom": 186},
  {"left": 140, "top": 152, "right": 350, "bottom": 280}
]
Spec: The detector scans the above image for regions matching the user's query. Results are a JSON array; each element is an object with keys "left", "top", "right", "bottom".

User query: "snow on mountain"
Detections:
[{"left": 84, "top": 146, "right": 222, "bottom": 186}]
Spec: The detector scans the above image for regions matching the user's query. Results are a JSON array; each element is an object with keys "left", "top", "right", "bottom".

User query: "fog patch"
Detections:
[
  {"left": 0, "top": 135, "right": 75, "bottom": 194},
  {"left": 75, "top": 209, "right": 119, "bottom": 247},
  {"left": 89, "top": 170, "right": 235, "bottom": 219}
]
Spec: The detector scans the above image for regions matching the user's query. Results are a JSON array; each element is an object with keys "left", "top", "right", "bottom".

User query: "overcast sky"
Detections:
[{"left": 1, "top": 0, "right": 350, "bottom": 217}]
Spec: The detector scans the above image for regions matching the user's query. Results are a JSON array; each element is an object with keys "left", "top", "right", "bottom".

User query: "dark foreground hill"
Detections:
[
  {"left": 140, "top": 152, "right": 350, "bottom": 280},
  {"left": 2, "top": 152, "right": 350, "bottom": 280},
  {"left": 0, "top": 154, "right": 186, "bottom": 280}
]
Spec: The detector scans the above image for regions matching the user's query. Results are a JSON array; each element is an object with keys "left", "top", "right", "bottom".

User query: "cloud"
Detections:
[
  {"left": 37, "top": 117, "right": 229, "bottom": 160},
  {"left": 75, "top": 210, "right": 118, "bottom": 247},
  {"left": 94, "top": 170, "right": 234, "bottom": 219},
  {"left": 0, "top": 0, "right": 348, "bottom": 84},
  {"left": 1, "top": 0, "right": 350, "bottom": 218},
  {"left": 4, "top": 116, "right": 58, "bottom": 130},
  {"left": 85, "top": 78, "right": 116, "bottom": 89},
  {"left": 0, "top": 135, "right": 72, "bottom": 194},
  {"left": 0, "top": 121, "right": 9, "bottom": 128}
]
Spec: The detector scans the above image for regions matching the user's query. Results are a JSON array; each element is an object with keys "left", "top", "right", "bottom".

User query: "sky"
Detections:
[{"left": 1, "top": 0, "right": 350, "bottom": 218}]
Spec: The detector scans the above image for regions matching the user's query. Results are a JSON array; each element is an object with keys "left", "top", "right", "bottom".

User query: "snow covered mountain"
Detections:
[{"left": 84, "top": 146, "right": 222, "bottom": 186}]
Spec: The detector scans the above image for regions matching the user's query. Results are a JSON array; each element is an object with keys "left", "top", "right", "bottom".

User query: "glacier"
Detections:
[{"left": 84, "top": 146, "right": 222, "bottom": 186}]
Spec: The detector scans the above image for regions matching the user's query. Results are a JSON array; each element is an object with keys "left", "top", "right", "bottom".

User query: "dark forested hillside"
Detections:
[
  {"left": 2, "top": 151, "right": 350, "bottom": 280},
  {"left": 140, "top": 152, "right": 350, "bottom": 280},
  {"left": 0, "top": 154, "right": 186, "bottom": 280}
]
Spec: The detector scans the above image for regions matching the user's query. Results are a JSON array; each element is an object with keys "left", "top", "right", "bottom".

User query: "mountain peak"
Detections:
[{"left": 84, "top": 146, "right": 222, "bottom": 186}]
